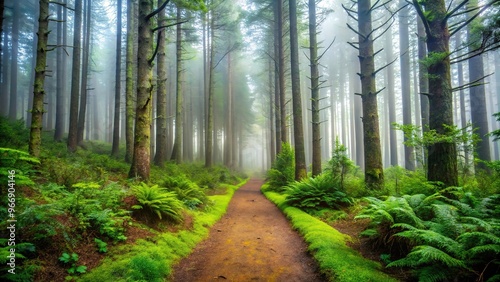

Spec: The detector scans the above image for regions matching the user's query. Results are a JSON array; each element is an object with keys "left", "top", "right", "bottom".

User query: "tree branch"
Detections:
[
  {"left": 152, "top": 20, "right": 188, "bottom": 32},
  {"left": 146, "top": 0, "right": 171, "bottom": 21},
  {"left": 148, "top": 30, "right": 162, "bottom": 64}
]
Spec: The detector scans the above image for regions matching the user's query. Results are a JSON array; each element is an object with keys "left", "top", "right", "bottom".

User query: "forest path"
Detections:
[{"left": 171, "top": 178, "right": 322, "bottom": 282}]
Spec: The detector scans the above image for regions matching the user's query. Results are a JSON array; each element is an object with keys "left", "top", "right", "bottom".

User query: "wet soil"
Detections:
[{"left": 171, "top": 179, "right": 323, "bottom": 282}]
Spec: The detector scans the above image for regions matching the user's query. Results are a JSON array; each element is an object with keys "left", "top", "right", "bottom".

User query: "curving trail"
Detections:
[{"left": 171, "top": 179, "right": 323, "bottom": 282}]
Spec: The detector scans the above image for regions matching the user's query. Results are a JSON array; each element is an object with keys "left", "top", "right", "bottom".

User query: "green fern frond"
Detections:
[
  {"left": 395, "top": 229, "right": 463, "bottom": 257},
  {"left": 387, "top": 245, "right": 467, "bottom": 268}
]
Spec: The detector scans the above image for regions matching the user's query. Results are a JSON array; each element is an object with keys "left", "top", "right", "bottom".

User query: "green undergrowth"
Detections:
[
  {"left": 262, "top": 185, "right": 397, "bottom": 282},
  {"left": 78, "top": 180, "right": 246, "bottom": 282}
]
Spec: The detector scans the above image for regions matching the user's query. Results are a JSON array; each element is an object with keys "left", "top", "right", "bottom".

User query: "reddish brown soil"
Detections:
[{"left": 171, "top": 179, "right": 323, "bottom": 282}]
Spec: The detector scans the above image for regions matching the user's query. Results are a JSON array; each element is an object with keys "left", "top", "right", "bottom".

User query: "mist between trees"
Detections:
[{"left": 1, "top": 0, "right": 499, "bottom": 185}]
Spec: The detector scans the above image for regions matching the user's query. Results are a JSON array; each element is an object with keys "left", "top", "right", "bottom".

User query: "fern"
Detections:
[
  {"left": 284, "top": 173, "right": 352, "bottom": 211},
  {"left": 387, "top": 245, "right": 467, "bottom": 268},
  {"left": 132, "top": 183, "right": 183, "bottom": 222}
]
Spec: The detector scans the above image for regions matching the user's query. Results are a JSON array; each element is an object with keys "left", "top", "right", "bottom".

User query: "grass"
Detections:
[
  {"left": 78, "top": 181, "right": 247, "bottom": 282},
  {"left": 262, "top": 184, "right": 397, "bottom": 282}
]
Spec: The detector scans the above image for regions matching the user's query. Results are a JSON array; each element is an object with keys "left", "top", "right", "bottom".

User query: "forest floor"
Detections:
[{"left": 171, "top": 179, "right": 324, "bottom": 282}]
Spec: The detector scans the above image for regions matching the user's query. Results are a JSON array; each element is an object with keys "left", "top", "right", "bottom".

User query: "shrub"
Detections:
[
  {"left": 285, "top": 173, "right": 352, "bottom": 212},
  {"left": 131, "top": 183, "right": 184, "bottom": 222},
  {"left": 0, "top": 117, "right": 29, "bottom": 148},
  {"left": 266, "top": 142, "right": 295, "bottom": 192},
  {"left": 324, "top": 138, "right": 355, "bottom": 191},
  {"left": 357, "top": 188, "right": 500, "bottom": 281},
  {"left": 163, "top": 176, "right": 208, "bottom": 209}
]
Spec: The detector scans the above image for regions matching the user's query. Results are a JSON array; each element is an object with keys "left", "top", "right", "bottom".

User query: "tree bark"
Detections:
[
  {"left": 384, "top": 23, "right": 398, "bottom": 166},
  {"left": 29, "top": 0, "right": 50, "bottom": 157},
  {"left": 414, "top": 0, "right": 458, "bottom": 187},
  {"left": 67, "top": 0, "right": 83, "bottom": 152},
  {"left": 205, "top": 8, "right": 215, "bottom": 168},
  {"left": 357, "top": 0, "right": 384, "bottom": 189},
  {"left": 112, "top": 0, "right": 123, "bottom": 156},
  {"left": 125, "top": 0, "right": 137, "bottom": 163},
  {"left": 278, "top": 0, "right": 287, "bottom": 145},
  {"left": 171, "top": 6, "right": 183, "bottom": 163},
  {"left": 308, "top": 0, "right": 321, "bottom": 176},
  {"left": 154, "top": 0, "right": 168, "bottom": 165},
  {"left": 467, "top": 0, "right": 491, "bottom": 168},
  {"left": 77, "top": 0, "right": 92, "bottom": 145},
  {"left": 399, "top": 0, "right": 415, "bottom": 170},
  {"left": 54, "top": 0, "right": 66, "bottom": 141},
  {"left": 289, "top": 0, "right": 307, "bottom": 180},
  {"left": 9, "top": 0, "right": 19, "bottom": 120},
  {"left": 129, "top": 0, "right": 155, "bottom": 180}
]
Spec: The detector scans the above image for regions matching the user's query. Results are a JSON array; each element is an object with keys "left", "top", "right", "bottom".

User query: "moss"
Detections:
[
  {"left": 78, "top": 179, "right": 247, "bottom": 282},
  {"left": 263, "top": 190, "right": 397, "bottom": 282}
]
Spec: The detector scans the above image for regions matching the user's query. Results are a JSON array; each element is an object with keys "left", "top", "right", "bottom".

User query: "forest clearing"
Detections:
[{"left": 1, "top": 0, "right": 500, "bottom": 281}]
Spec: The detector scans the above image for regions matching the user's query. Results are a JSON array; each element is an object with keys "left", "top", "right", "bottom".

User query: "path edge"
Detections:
[{"left": 261, "top": 184, "right": 399, "bottom": 282}]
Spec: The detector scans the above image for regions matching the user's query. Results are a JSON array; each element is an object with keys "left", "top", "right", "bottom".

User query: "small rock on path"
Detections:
[{"left": 171, "top": 179, "right": 323, "bottom": 282}]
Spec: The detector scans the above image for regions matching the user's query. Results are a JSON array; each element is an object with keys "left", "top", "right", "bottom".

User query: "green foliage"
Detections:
[
  {"left": 127, "top": 252, "right": 169, "bottom": 282},
  {"left": 162, "top": 176, "right": 208, "bottom": 209},
  {"left": 324, "top": 138, "right": 355, "bottom": 191},
  {"left": 94, "top": 238, "right": 108, "bottom": 253},
  {"left": 262, "top": 189, "right": 397, "bottom": 282},
  {"left": 266, "top": 143, "right": 295, "bottom": 192},
  {"left": 131, "top": 183, "right": 184, "bottom": 222},
  {"left": 384, "top": 166, "right": 436, "bottom": 196},
  {"left": 285, "top": 173, "right": 352, "bottom": 212},
  {"left": 357, "top": 187, "right": 500, "bottom": 281},
  {"left": 0, "top": 147, "right": 40, "bottom": 186},
  {"left": 393, "top": 123, "right": 477, "bottom": 174},
  {"left": 0, "top": 239, "right": 38, "bottom": 281},
  {"left": 491, "top": 113, "right": 500, "bottom": 141},
  {"left": 59, "top": 252, "right": 87, "bottom": 275},
  {"left": 0, "top": 116, "right": 29, "bottom": 148}
]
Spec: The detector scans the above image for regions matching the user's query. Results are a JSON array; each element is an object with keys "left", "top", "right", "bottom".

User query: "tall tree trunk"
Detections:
[
  {"left": 272, "top": 0, "right": 282, "bottom": 153},
  {"left": 467, "top": 0, "right": 491, "bottom": 168},
  {"left": 224, "top": 51, "right": 233, "bottom": 168},
  {"left": 29, "top": 0, "right": 50, "bottom": 157},
  {"left": 357, "top": 0, "right": 384, "bottom": 189},
  {"left": 456, "top": 33, "right": 470, "bottom": 171},
  {"left": 112, "top": 0, "right": 123, "bottom": 156},
  {"left": 67, "top": 0, "right": 83, "bottom": 152},
  {"left": 268, "top": 50, "right": 276, "bottom": 163},
  {"left": 125, "top": 0, "right": 137, "bottom": 162},
  {"left": 9, "top": 0, "right": 19, "bottom": 120},
  {"left": 0, "top": 22, "right": 9, "bottom": 116},
  {"left": 54, "top": 0, "right": 66, "bottom": 141},
  {"left": 154, "top": 0, "right": 167, "bottom": 165},
  {"left": 399, "top": 0, "right": 415, "bottom": 170},
  {"left": 417, "top": 16, "right": 429, "bottom": 169},
  {"left": 129, "top": 0, "right": 155, "bottom": 180},
  {"left": 385, "top": 24, "right": 398, "bottom": 166},
  {"left": 414, "top": 0, "right": 458, "bottom": 187},
  {"left": 171, "top": 6, "right": 183, "bottom": 163},
  {"left": 278, "top": 0, "right": 287, "bottom": 145},
  {"left": 308, "top": 0, "right": 321, "bottom": 176},
  {"left": 205, "top": 8, "right": 215, "bottom": 168},
  {"left": 0, "top": 0, "right": 4, "bottom": 115},
  {"left": 77, "top": 0, "right": 92, "bottom": 145},
  {"left": 289, "top": 0, "right": 307, "bottom": 180}
]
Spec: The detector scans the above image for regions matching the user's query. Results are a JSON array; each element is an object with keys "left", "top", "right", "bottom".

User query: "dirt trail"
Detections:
[{"left": 171, "top": 179, "right": 323, "bottom": 282}]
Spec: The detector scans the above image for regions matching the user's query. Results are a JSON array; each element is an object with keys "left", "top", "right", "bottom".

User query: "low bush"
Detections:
[
  {"left": 266, "top": 143, "right": 295, "bottom": 192},
  {"left": 131, "top": 183, "right": 184, "bottom": 223},
  {"left": 357, "top": 187, "right": 500, "bottom": 281},
  {"left": 285, "top": 173, "right": 352, "bottom": 212},
  {"left": 163, "top": 176, "right": 208, "bottom": 209}
]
